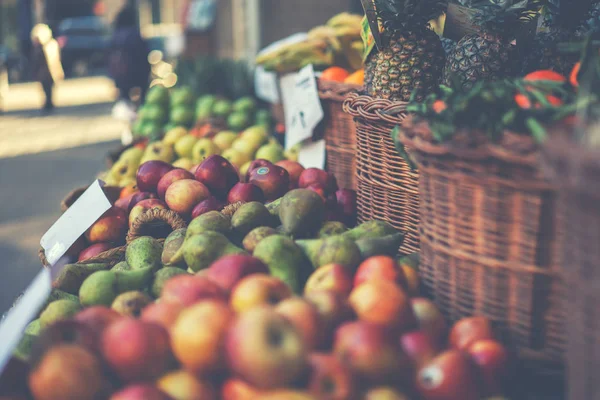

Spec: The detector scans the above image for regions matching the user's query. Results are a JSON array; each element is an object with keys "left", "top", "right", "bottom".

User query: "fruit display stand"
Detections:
[
  {"left": 318, "top": 79, "right": 362, "bottom": 190},
  {"left": 343, "top": 93, "right": 420, "bottom": 255}
]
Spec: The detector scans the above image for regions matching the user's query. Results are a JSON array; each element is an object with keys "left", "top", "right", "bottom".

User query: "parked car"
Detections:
[{"left": 55, "top": 16, "right": 110, "bottom": 77}]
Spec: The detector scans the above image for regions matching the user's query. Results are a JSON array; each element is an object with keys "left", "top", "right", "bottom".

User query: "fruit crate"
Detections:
[
  {"left": 399, "top": 117, "right": 565, "bottom": 367},
  {"left": 542, "top": 130, "right": 600, "bottom": 400},
  {"left": 318, "top": 79, "right": 361, "bottom": 191},
  {"left": 343, "top": 93, "right": 420, "bottom": 255}
]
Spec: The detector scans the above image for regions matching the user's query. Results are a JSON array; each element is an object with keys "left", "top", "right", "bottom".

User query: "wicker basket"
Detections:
[
  {"left": 343, "top": 93, "right": 419, "bottom": 255},
  {"left": 61, "top": 185, "right": 122, "bottom": 212},
  {"left": 542, "top": 130, "right": 600, "bottom": 399},
  {"left": 318, "top": 80, "right": 361, "bottom": 190},
  {"left": 400, "top": 117, "right": 564, "bottom": 365}
]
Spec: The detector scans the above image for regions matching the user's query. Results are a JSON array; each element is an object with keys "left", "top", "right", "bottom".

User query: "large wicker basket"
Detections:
[
  {"left": 542, "top": 129, "right": 600, "bottom": 399},
  {"left": 343, "top": 93, "right": 419, "bottom": 255},
  {"left": 318, "top": 80, "right": 361, "bottom": 190},
  {"left": 60, "top": 185, "right": 122, "bottom": 212},
  {"left": 400, "top": 117, "right": 564, "bottom": 366}
]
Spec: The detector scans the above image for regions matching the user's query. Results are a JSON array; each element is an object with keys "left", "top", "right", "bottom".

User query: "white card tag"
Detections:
[
  {"left": 40, "top": 180, "right": 111, "bottom": 269},
  {"left": 0, "top": 268, "right": 52, "bottom": 374},
  {"left": 284, "top": 65, "right": 324, "bottom": 150},
  {"left": 255, "top": 66, "right": 280, "bottom": 104},
  {"left": 298, "top": 139, "right": 326, "bottom": 169}
]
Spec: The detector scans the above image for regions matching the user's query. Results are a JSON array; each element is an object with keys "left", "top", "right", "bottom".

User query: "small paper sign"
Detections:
[
  {"left": 283, "top": 65, "right": 324, "bottom": 150},
  {"left": 255, "top": 66, "right": 280, "bottom": 104},
  {"left": 40, "top": 180, "right": 111, "bottom": 270},
  {"left": 298, "top": 139, "right": 326, "bottom": 169}
]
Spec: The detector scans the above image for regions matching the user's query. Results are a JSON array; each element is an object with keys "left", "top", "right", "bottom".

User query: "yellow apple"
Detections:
[
  {"left": 192, "top": 138, "right": 221, "bottom": 163},
  {"left": 221, "top": 148, "right": 252, "bottom": 169},
  {"left": 174, "top": 135, "right": 198, "bottom": 159},
  {"left": 213, "top": 131, "right": 239, "bottom": 151},
  {"left": 141, "top": 142, "right": 175, "bottom": 164},
  {"left": 172, "top": 158, "right": 195, "bottom": 170},
  {"left": 163, "top": 127, "right": 188, "bottom": 146}
]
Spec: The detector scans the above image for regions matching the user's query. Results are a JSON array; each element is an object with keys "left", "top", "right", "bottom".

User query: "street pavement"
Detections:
[{"left": 0, "top": 76, "right": 125, "bottom": 314}]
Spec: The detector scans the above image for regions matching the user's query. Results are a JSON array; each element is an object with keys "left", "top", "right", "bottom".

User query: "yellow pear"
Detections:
[
  {"left": 221, "top": 148, "right": 251, "bottom": 169},
  {"left": 213, "top": 130, "right": 239, "bottom": 151},
  {"left": 141, "top": 142, "right": 175, "bottom": 164},
  {"left": 174, "top": 135, "right": 198, "bottom": 159},
  {"left": 238, "top": 125, "right": 268, "bottom": 150},
  {"left": 173, "top": 158, "right": 195, "bottom": 170},
  {"left": 118, "top": 147, "right": 143, "bottom": 166},
  {"left": 232, "top": 139, "right": 259, "bottom": 157},
  {"left": 239, "top": 161, "right": 252, "bottom": 178},
  {"left": 163, "top": 127, "right": 188, "bottom": 146}
]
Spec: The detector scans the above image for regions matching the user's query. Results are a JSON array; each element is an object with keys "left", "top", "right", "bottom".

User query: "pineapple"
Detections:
[
  {"left": 364, "top": 0, "right": 448, "bottom": 102},
  {"left": 521, "top": 0, "right": 600, "bottom": 75},
  {"left": 443, "top": 0, "right": 542, "bottom": 90}
]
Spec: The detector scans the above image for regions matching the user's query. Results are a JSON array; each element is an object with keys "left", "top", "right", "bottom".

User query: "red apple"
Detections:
[
  {"left": 221, "top": 378, "right": 264, "bottom": 400},
  {"left": 127, "top": 191, "right": 158, "bottom": 212},
  {"left": 194, "top": 155, "right": 240, "bottom": 199},
  {"left": 354, "top": 256, "right": 409, "bottom": 290},
  {"left": 304, "top": 290, "right": 354, "bottom": 347},
  {"left": 129, "top": 198, "right": 167, "bottom": 227},
  {"left": 85, "top": 206, "right": 128, "bottom": 244},
  {"left": 136, "top": 160, "right": 174, "bottom": 193},
  {"left": 416, "top": 350, "right": 481, "bottom": 400},
  {"left": 227, "top": 182, "right": 266, "bottom": 204},
  {"left": 467, "top": 339, "right": 511, "bottom": 397},
  {"left": 306, "top": 183, "right": 328, "bottom": 202},
  {"left": 110, "top": 384, "right": 172, "bottom": 400},
  {"left": 115, "top": 193, "right": 135, "bottom": 211},
  {"left": 120, "top": 183, "right": 138, "bottom": 199},
  {"left": 156, "top": 168, "right": 194, "bottom": 200},
  {"left": 225, "top": 307, "right": 308, "bottom": 389},
  {"left": 275, "top": 160, "right": 305, "bottom": 189},
  {"left": 78, "top": 242, "right": 115, "bottom": 261},
  {"left": 411, "top": 298, "right": 448, "bottom": 345},
  {"left": 333, "top": 321, "right": 411, "bottom": 385},
  {"left": 30, "top": 320, "right": 98, "bottom": 361},
  {"left": 298, "top": 168, "right": 338, "bottom": 193},
  {"left": 189, "top": 163, "right": 201, "bottom": 175},
  {"left": 191, "top": 196, "right": 225, "bottom": 219},
  {"left": 165, "top": 179, "right": 211, "bottom": 218},
  {"left": 230, "top": 274, "right": 292, "bottom": 313},
  {"left": 304, "top": 264, "right": 353, "bottom": 297},
  {"left": 74, "top": 306, "right": 121, "bottom": 337},
  {"left": 307, "top": 353, "right": 355, "bottom": 400},
  {"left": 275, "top": 297, "right": 323, "bottom": 350},
  {"left": 101, "top": 319, "right": 173, "bottom": 382},
  {"left": 245, "top": 159, "right": 273, "bottom": 182},
  {"left": 161, "top": 275, "right": 227, "bottom": 307},
  {"left": 140, "top": 302, "right": 183, "bottom": 330},
  {"left": 449, "top": 316, "right": 495, "bottom": 351},
  {"left": 335, "top": 189, "right": 357, "bottom": 226},
  {"left": 400, "top": 330, "right": 440, "bottom": 368},
  {"left": 65, "top": 236, "right": 88, "bottom": 261},
  {"left": 248, "top": 164, "right": 290, "bottom": 201},
  {"left": 207, "top": 254, "right": 269, "bottom": 293}
]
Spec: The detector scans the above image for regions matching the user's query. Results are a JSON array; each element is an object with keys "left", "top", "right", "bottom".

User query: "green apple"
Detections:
[
  {"left": 140, "top": 121, "right": 162, "bottom": 138},
  {"left": 170, "top": 106, "right": 195, "bottom": 127},
  {"left": 141, "top": 142, "right": 175, "bottom": 164},
  {"left": 221, "top": 148, "right": 251, "bottom": 169},
  {"left": 118, "top": 147, "right": 143, "bottom": 166},
  {"left": 228, "top": 112, "right": 251, "bottom": 132},
  {"left": 255, "top": 142, "right": 285, "bottom": 163},
  {"left": 163, "top": 127, "right": 188, "bottom": 146},
  {"left": 213, "top": 131, "right": 239, "bottom": 151},
  {"left": 132, "top": 119, "right": 145, "bottom": 135},
  {"left": 171, "top": 86, "right": 195, "bottom": 107},
  {"left": 195, "top": 95, "right": 217, "bottom": 121},
  {"left": 174, "top": 134, "right": 198, "bottom": 159},
  {"left": 144, "top": 104, "right": 168, "bottom": 123},
  {"left": 231, "top": 139, "right": 259, "bottom": 157},
  {"left": 254, "top": 109, "right": 272, "bottom": 126},
  {"left": 192, "top": 138, "right": 221, "bottom": 163},
  {"left": 233, "top": 97, "right": 256, "bottom": 114},
  {"left": 239, "top": 125, "right": 268, "bottom": 150},
  {"left": 146, "top": 85, "right": 169, "bottom": 105},
  {"left": 284, "top": 143, "right": 301, "bottom": 162},
  {"left": 172, "top": 158, "right": 195, "bottom": 170},
  {"left": 212, "top": 99, "right": 232, "bottom": 118}
]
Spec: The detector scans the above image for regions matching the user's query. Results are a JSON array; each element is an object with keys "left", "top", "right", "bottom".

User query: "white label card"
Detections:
[
  {"left": 254, "top": 66, "right": 280, "bottom": 104},
  {"left": 298, "top": 139, "right": 326, "bottom": 169},
  {"left": 40, "top": 180, "right": 111, "bottom": 271},
  {"left": 284, "top": 64, "right": 324, "bottom": 150}
]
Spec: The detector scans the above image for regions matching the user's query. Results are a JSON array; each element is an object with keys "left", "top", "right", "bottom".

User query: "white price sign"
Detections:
[
  {"left": 283, "top": 64, "right": 324, "bottom": 150},
  {"left": 254, "top": 66, "right": 279, "bottom": 104},
  {"left": 298, "top": 139, "right": 326, "bottom": 169}
]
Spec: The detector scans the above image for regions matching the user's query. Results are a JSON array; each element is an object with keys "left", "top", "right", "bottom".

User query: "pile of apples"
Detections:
[
  {"left": 75, "top": 155, "right": 354, "bottom": 263},
  {"left": 21, "top": 252, "right": 511, "bottom": 400}
]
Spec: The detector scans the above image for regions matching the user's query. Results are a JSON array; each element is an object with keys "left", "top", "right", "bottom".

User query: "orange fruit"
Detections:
[
  {"left": 344, "top": 69, "right": 365, "bottom": 85},
  {"left": 523, "top": 70, "right": 566, "bottom": 82},
  {"left": 321, "top": 67, "right": 350, "bottom": 82},
  {"left": 432, "top": 100, "right": 447, "bottom": 113},
  {"left": 570, "top": 62, "right": 581, "bottom": 88}
]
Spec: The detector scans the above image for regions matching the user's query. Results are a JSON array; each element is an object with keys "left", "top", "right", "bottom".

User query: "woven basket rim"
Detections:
[
  {"left": 126, "top": 208, "right": 187, "bottom": 244},
  {"left": 318, "top": 79, "right": 363, "bottom": 102},
  {"left": 39, "top": 244, "right": 126, "bottom": 269},
  {"left": 60, "top": 185, "right": 122, "bottom": 212},
  {"left": 343, "top": 92, "right": 408, "bottom": 125}
]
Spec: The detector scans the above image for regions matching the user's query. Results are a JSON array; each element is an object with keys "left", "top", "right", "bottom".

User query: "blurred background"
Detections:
[{"left": 0, "top": 0, "right": 363, "bottom": 313}]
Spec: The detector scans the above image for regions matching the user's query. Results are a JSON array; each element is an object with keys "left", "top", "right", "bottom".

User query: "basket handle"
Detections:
[
  {"left": 126, "top": 208, "right": 187, "bottom": 244},
  {"left": 39, "top": 245, "right": 126, "bottom": 269}
]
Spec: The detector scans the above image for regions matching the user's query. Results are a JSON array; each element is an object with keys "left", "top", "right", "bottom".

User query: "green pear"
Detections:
[
  {"left": 162, "top": 228, "right": 187, "bottom": 267},
  {"left": 79, "top": 267, "right": 154, "bottom": 307},
  {"left": 25, "top": 319, "right": 41, "bottom": 336},
  {"left": 266, "top": 197, "right": 283, "bottom": 218},
  {"left": 39, "top": 299, "right": 82, "bottom": 329},
  {"left": 182, "top": 231, "right": 247, "bottom": 272},
  {"left": 111, "top": 291, "right": 153, "bottom": 317},
  {"left": 111, "top": 261, "right": 131, "bottom": 271},
  {"left": 355, "top": 232, "right": 405, "bottom": 259},
  {"left": 279, "top": 189, "right": 326, "bottom": 238},
  {"left": 318, "top": 221, "right": 348, "bottom": 238},
  {"left": 222, "top": 148, "right": 252, "bottom": 169},
  {"left": 14, "top": 334, "right": 36, "bottom": 362},
  {"left": 141, "top": 142, "right": 175, "bottom": 164},
  {"left": 163, "top": 126, "right": 189, "bottom": 146},
  {"left": 231, "top": 202, "right": 275, "bottom": 237},
  {"left": 186, "top": 211, "right": 232, "bottom": 238},
  {"left": 125, "top": 236, "right": 163, "bottom": 270},
  {"left": 52, "top": 263, "right": 111, "bottom": 294},
  {"left": 253, "top": 235, "right": 311, "bottom": 293},
  {"left": 296, "top": 236, "right": 362, "bottom": 272},
  {"left": 255, "top": 142, "right": 285, "bottom": 163},
  {"left": 40, "top": 289, "right": 79, "bottom": 313},
  {"left": 243, "top": 226, "right": 278, "bottom": 253},
  {"left": 284, "top": 143, "right": 301, "bottom": 162},
  {"left": 341, "top": 220, "right": 397, "bottom": 241},
  {"left": 192, "top": 138, "right": 221, "bottom": 163},
  {"left": 213, "top": 131, "right": 239, "bottom": 150},
  {"left": 174, "top": 134, "right": 198, "bottom": 159},
  {"left": 399, "top": 252, "right": 420, "bottom": 269},
  {"left": 152, "top": 267, "right": 189, "bottom": 297}
]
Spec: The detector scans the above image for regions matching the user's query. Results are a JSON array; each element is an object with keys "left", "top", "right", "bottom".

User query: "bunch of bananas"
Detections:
[{"left": 256, "top": 13, "right": 364, "bottom": 74}]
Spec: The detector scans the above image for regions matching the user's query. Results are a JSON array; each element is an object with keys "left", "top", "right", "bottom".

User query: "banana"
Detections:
[
  {"left": 334, "top": 25, "right": 362, "bottom": 38},
  {"left": 307, "top": 25, "right": 337, "bottom": 41},
  {"left": 327, "top": 13, "right": 363, "bottom": 29}
]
